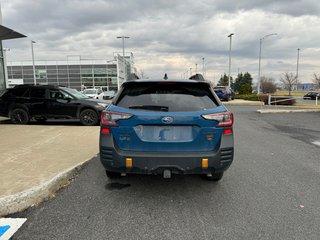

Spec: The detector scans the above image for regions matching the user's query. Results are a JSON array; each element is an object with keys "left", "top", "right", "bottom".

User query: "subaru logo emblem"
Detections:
[{"left": 161, "top": 116, "right": 173, "bottom": 124}]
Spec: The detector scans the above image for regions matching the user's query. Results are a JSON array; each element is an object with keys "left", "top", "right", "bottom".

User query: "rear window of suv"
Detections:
[
  {"left": 116, "top": 82, "right": 218, "bottom": 112},
  {"left": 2, "top": 87, "right": 29, "bottom": 99}
]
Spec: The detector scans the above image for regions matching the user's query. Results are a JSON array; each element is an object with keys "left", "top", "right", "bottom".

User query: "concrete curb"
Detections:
[
  {"left": 0, "top": 157, "right": 95, "bottom": 217},
  {"left": 257, "top": 109, "right": 320, "bottom": 114},
  {"left": 223, "top": 101, "right": 265, "bottom": 106}
]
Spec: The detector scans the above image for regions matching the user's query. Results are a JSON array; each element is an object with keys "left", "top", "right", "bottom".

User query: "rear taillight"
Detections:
[
  {"left": 101, "top": 111, "right": 133, "bottom": 126},
  {"left": 201, "top": 112, "right": 233, "bottom": 127}
]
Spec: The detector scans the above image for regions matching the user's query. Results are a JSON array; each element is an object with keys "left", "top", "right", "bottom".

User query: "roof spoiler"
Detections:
[{"left": 189, "top": 74, "right": 205, "bottom": 81}]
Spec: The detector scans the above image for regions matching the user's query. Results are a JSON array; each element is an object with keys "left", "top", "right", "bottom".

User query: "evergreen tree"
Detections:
[
  {"left": 232, "top": 72, "right": 253, "bottom": 92},
  {"left": 217, "top": 73, "right": 232, "bottom": 86},
  {"left": 243, "top": 72, "right": 253, "bottom": 86}
]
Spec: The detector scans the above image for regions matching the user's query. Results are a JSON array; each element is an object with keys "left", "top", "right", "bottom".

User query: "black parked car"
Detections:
[
  {"left": 303, "top": 91, "right": 320, "bottom": 100},
  {"left": 0, "top": 85, "right": 108, "bottom": 125}
]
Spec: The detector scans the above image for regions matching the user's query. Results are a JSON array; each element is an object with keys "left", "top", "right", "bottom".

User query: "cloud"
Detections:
[
  {"left": 2, "top": 0, "right": 320, "bottom": 83},
  {"left": 210, "top": 0, "right": 320, "bottom": 16}
]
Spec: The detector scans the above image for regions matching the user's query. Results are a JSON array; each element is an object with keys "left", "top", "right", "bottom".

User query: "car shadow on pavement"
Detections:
[{"left": 104, "top": 173, "right": 223, "bottom": 194}]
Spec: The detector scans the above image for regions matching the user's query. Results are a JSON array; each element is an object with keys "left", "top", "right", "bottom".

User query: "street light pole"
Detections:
[
  {"left": 296, "top": 48, "right": 300, "bottom": 81},
  {"left": 202, "top": 57, "right": 205, "bottom": 76},
  {"left": 31, "top": 40, "right": 36, "bottom": 85},
  {"left": 195, "top": 63, "right": 198, "bottom": 74},
  {"left": 228, "top": 33, "right": 234, "bottom": 88},
  {"left": 116, "top": 36, "right": 130, "bottom": 58},
  {"left": 3, "top": 48, "right": 10, "bottom": 88},
  {"left": 190, "top": 68, "right": 192, "bottom": 77},
  {"left": 257, "top": 33, "right": 277, "bottom": 94}
]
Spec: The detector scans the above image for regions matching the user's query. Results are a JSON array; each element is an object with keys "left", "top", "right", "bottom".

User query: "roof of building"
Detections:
[{"left": 0, "top": 25, "right": 26, "bottom": 40}]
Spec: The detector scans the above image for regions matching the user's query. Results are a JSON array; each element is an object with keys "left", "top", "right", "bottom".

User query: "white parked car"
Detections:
[
  {"left": 100, "top": 90, "right": 116, "bottom": 100},
  {"left": 83, "top": 88, "right": 103, "bottom": 99}
]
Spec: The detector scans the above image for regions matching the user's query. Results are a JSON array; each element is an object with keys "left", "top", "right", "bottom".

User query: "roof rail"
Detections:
[
  {"left": 13, "top": 84, "right": 35, "bottom": 88},
  {"left": 127, "top": 73, "right": 140, "bottom": 81},
  {"left": 189, "top": 74, "right": 205, "bottom": 81},
  {"left": 14, "top": 84, "right": 59, "bottom": 88}
]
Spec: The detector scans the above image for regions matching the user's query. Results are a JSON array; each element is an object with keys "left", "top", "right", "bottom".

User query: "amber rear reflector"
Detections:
[
  {"left": 202, "top": 158, "right": 208, "bottom": 169},
  {"left": 126, "top": 158, "right": 132, "bottom": 168}
]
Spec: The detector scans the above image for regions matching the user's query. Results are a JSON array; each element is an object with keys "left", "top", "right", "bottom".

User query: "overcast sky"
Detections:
[{"left": 2, "top": 0, "right": 320, "bottom": 84}]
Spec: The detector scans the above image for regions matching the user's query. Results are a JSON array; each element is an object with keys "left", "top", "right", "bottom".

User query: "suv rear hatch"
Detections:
[{"left": 102, "top": 81, "right": 229, "bottom": 152}]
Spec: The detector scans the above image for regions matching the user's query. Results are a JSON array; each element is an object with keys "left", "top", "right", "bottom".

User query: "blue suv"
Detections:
[
  {"left": 213, "top": 86, "right": 235, "bottom": 101},
  {"left": 100, "top": 75, "right": 234, "bottom": 181}
]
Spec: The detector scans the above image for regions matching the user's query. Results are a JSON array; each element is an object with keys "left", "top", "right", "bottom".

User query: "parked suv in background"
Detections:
[
  {"left": 100, "top": 75, "right": 234, "bottom": 181},
  {"left": 213, "top": 86, "right": 235, "bottom": 101},
  {"left": 0, "top": 85, "right": 108, "bottom": 125}
]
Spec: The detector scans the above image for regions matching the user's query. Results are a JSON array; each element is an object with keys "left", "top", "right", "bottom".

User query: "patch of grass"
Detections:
[{"left": 273, "top": 90, "right": 308, "bottom": 97}]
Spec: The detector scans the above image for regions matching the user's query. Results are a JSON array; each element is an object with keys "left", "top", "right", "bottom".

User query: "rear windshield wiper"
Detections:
[{"left": 129, "top": 105, "right": 169, "bottom": 112}]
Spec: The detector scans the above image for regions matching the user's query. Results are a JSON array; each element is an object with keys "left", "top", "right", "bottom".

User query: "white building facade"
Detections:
[{"left": 6, "top": 53, "right": 136, "bottom": 91}]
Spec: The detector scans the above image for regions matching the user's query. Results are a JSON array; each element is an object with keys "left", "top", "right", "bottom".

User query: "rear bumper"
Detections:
[{"left": 100, "top": 145, "right": 234, "bottom": 175}]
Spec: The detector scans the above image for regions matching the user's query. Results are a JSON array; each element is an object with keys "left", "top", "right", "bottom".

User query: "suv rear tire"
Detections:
[
  {"left": 10, "top": 108, "right": 30, "bottom": 124},
  {"left": 79, "top": 109, "right": 99, "bottom": 126}
]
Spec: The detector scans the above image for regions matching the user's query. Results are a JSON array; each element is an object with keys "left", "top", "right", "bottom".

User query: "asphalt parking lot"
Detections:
[{"left": 8, "top": 106, "right": 320, "bottom": 240}]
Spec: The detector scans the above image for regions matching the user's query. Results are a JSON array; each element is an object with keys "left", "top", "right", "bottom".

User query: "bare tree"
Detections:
[
  {"left": 139, "top": 69, "right": 145, "bottom": 79},
  {"left": 313, "top": 73, "right": 320, "bottom": 88},
  {"left": 260, "top": 77, "right": 277, "bottom": 94},
  {"left": 280, "top": 72, "right": 298, "bottom": 96}
]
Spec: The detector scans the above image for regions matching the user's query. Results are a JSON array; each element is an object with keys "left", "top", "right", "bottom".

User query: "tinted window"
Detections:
[
  {"left": 30, "top": 88, "right": 46, "bottom": 99},
  {"left": 116, "top": 82, "right": 218, "bottom": 112},
  {"left": 61, "top": 87, "right": 88, "bottom": 99},
  {"left": 2, "top": 87, "right": 29, "bottom": 99},
  {"left": 49, "top": 89, "right": 72, "bottom": 100},
  {"left": 11, "top": 88, "right": 29, "bottom": 97},
  {"left": 214, "top": 89, "right": 224, "bottom": 93}
]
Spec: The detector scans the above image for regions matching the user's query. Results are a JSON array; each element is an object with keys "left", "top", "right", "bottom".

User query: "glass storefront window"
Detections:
[{"left": 35, "top": 69, "right": 47, "bottom": 79}]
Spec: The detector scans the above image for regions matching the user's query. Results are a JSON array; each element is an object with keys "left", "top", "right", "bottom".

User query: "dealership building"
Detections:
[
  {"left": 6, "top": 53, "right": 136, "bottom": 91},
  {"left": 0, "top": 9, "right": 26, "bottom": 92}
]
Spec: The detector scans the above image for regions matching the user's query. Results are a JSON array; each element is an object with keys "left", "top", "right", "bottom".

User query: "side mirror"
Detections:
[{"left": 65, "top": 97, "right": 72, "bottom": 102}]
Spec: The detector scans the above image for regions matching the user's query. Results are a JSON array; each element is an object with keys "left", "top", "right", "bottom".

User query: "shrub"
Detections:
[{"left": 239, "top": 84, "right": 253, "bottom": 95}]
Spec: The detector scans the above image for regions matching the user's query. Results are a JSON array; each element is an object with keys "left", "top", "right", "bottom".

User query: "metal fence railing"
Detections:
[{"left": 267, "top": 94, "right": 319, "bottom": 106}]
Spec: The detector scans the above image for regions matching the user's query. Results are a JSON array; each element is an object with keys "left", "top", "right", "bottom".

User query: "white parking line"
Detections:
[
  {"left": 312, "top": 141, "right": 320, "bottom": 147},
  {"left": 0, "top": 218, "right": 27, "bottom": 240}
]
